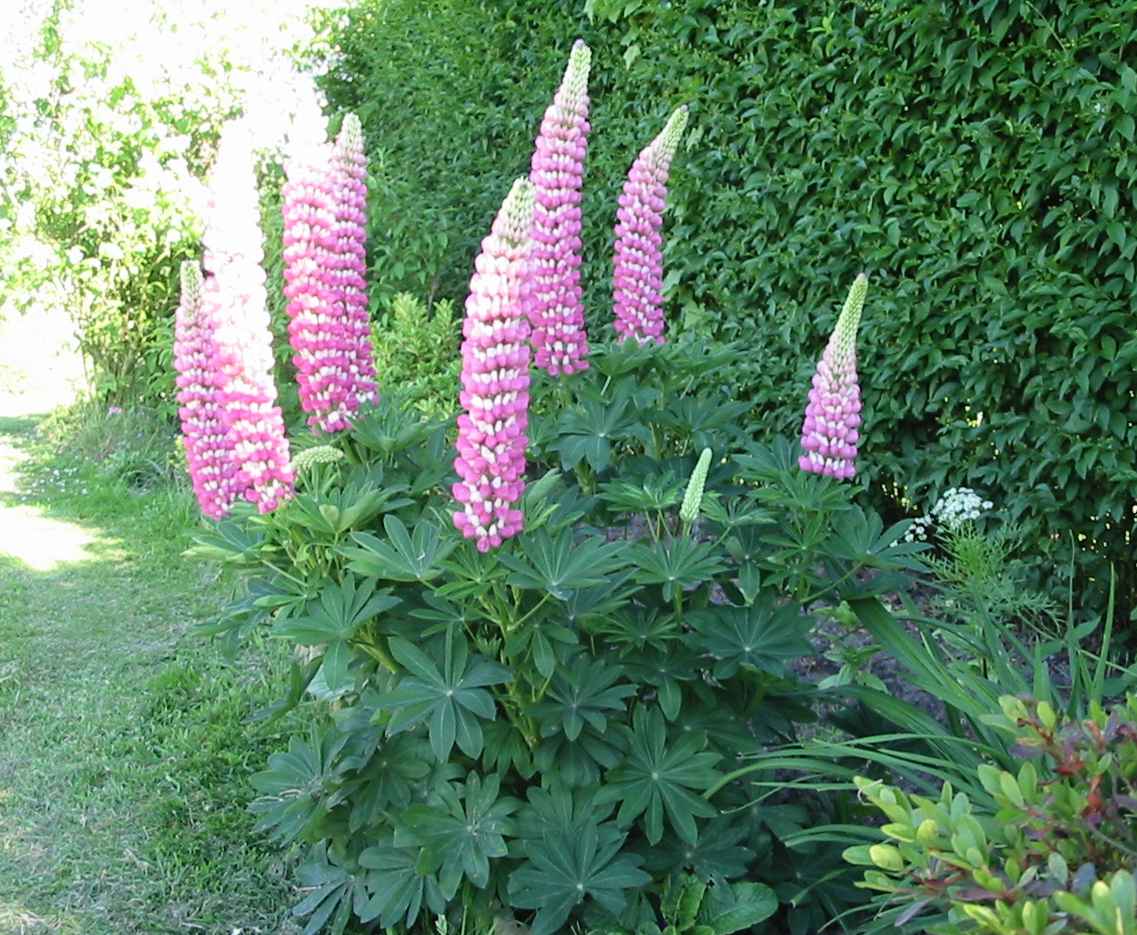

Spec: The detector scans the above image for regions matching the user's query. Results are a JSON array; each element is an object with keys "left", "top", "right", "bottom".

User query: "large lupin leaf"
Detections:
[
  {"left": 394, "top": 771, "right": 519, "bottom": 896},
  {"left": 597, "top": 706, "right": 723, "bottom": 845},
  {"left": 687, "top": 597, "right": 812, "bottom": 678},
  {"left": 508, "top": 821, "right": 650, "bottom": 935},
  {"left": 341, "top": 515, "right": 456, "bottom": 581},
  {"left": 373, "top": 634, "right": 510, "bottom": 761}
]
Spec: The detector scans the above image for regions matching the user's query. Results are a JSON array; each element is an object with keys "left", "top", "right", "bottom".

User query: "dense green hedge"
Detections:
[{"left": 318, "top": 0, "right": 1137, "bottom": 612}]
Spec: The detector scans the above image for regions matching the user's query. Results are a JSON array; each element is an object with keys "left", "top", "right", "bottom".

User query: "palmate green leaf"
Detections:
[
  {"left": 687, "top": 597, "right": 812, "bottom": 678},
  {"left": 651, "top": 396, "right": 751, "bottom": 451},
  {"left": 349, "top": 394, "right": 436, "bottom": 457},
  {"left": 183, "top": 512, "right": 268, "bottom": 564},
  {"left": 629, "top": 538, "right": 728, "bottom": 601},
  {"left": 508, "top": 821, "right": 650, "bottom": 935},
  {"left": 825, "top": 506, "right": 929, "bottom": 575},
  {"left": 592, "top": 607, "right": 682, "bottom": 654},
  {"left": 282, "top": 483, "right": 412, "bottom": 538},
  {"left": 503, "top": 611, "right": 578, "bottom": 680},
  {"left": 552, "top": 397, "right": 638, "bottom": 472},
  {"left": 598, "top": 706, "right": 723, "bottom": 845},
  {"left": 291, "top": 843, "right": 360, "bottom": 935},
  {"left": 341, "top": 515, "right": 456, "bottom": 582},
  {"left": 591, "top": 337, "right": 660, "bottom": 378},
  {"left": 249, "top": 728, "right": 348, "bottom": 845},
  {"left": 564, "top": 573, "right": 641, "bottom": 627},
  {"left": 622, "top": 647, "right": 702, "bottom": 722},
  {"left": 338, "top": 734, "right": 433, "bottom": 833},
  {"left": 373, "top": 634, "right": 510, "bottom": 761},
  {"left": 357, "top": 836, "right": 446, "bottom": 930},
  {"left": 408, "top": 591, "right": 479, "bottom": 637},
  {"left": 534, "top": 725, "right": 628, "bottom": 788},
  {"left": 251, "top": 655, "right": 322, "bottom": 724},
  {"left": 481, "top": 719, "right": 535, "bottom": 779},
  {"left": 395, "top": 771, "right": 520, "bottom": 897},
  {"left": 532, "top": 658, "right": 636, "bottom": 742},
  {"left": 597, "top": 471, "right": 684, "bottom": 514},
  {"left": 435, "top": 542, "right": 510, "bottom": 601},
  {"left": 516, "top": 784, "right": 616, "bottom": 841},
  {"left": 644, "top": 817, "right": 757, "bottom": 881},
  {"left": 675, "top": 700, "right": 758, "bottom": 758},
  {"left": 499, "top": 528, "right": 628, "bottom": 599},
  {"left": 272, "top": 575, "right": 401, "bottom": 645}
]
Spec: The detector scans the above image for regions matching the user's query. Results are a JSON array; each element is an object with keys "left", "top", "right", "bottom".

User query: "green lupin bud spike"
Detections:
[
  {"left": 337, "top": 112, "right": 363, "bottom": 151},
  {"left": 680, "top": 447, "right": 713, "bottom": 529},
  {"left": 179, "top": 260, "right": 203, "bottom": 306},
  {"left": 290, "top": 445, "right": 345, "bottom": 474},
  {"left": 832, "top": 273, "right": 869, "bottom": 362},
  {"left": 655, "top": 105, "right": 690, "bottom": 168},
  {"left": 501, "top": 178, "right": 536, "bottom": 249},
  {"left": 562, "top": 40, "right": 592, "bottom": 104}
]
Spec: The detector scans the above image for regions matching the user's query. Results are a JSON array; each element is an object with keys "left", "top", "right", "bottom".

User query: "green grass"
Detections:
[{"left": 0, "top": 405, "right": 302, "bottom": 934}]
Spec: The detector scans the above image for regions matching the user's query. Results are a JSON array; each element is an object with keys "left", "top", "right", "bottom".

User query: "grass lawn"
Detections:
[{"left": 0, "top": 409, "right": 302, "bottom": 934}]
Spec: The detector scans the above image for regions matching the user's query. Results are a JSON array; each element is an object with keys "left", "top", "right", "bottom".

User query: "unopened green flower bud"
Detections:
[
  {"left": 680, "top": 447, "right": 712, "bottom": 525},
  {"left": 290, "top": 445, "right": 344, "bottom": 474}
]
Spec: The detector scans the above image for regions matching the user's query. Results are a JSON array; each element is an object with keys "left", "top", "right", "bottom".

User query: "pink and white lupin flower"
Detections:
[
  {"left": 282, "top": 112, "right": 376, "bottom": 431},
  {"left": 452, "top": 179, "right": 535, "bottom": 552},
  {"left": 331, "top": 114, "right": 378, "bottom": 419},
  {"left": 204, "top": 123, "right": 294, "bottom": 512},
  {"left": 174, "top": 260, "right": 236, "bottom": 519},
  {"left": 527, "top": 39, "right": 591, "bottom": 376},
  {"left": 612, "top": 105, "right": 688, "bottom": 344},
  {"left": 799, "top": 273, "right": 869, "bottom": 481}
]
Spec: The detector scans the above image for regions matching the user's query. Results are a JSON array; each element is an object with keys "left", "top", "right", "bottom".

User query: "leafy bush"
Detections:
[
  {"left": 313, "top": 0, "right": 1137, "bottom": 617},
  {"left": 372, "top": 293, "right": 461, "bottom": 418},
  {"left": 189, "top": 340, "right": 927, "bottom": 934},
  {"left": 846, "top": 694, "right": 1137, "bottom": 934}
]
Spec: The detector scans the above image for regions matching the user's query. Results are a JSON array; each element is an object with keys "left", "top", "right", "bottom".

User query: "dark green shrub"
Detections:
[{"left": 313, "top": 0, "right": 1137, "bottom": 617}]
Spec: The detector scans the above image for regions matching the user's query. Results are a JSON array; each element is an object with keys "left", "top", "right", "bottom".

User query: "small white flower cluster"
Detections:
[
  {"left": 903, "top": 514, "right": 932, "bottom": 542},
  {"left": 903, "top": 486, "right": 994, "bottom": 542},
  {"left": 931, "top": 487, "right": 993, "bottom": 530}
]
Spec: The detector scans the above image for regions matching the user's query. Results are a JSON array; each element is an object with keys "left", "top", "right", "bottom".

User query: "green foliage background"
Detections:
[{"left": 316, "top": 0, "right": 1137, "bottom": 610}]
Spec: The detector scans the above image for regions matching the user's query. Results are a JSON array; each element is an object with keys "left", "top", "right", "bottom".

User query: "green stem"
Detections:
[
  {"left": 259, "top": 559, "right": 309, "bottom": 591},
  {"left": 513, "top": 592, "right": 552, "bottom": 631}
]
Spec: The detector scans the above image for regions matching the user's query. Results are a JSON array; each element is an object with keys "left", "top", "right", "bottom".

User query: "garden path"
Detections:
[{"left": 0, "top": 388, "right": 297, "bottom": 931}]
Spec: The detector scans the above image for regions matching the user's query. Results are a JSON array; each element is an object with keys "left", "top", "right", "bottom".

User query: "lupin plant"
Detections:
[
  {"left": 282, "top": 111, "right": 377, "bottom": 432},
  {"left": 184, "top": 65, "right": 939, "bottom": 935},
  {"left": 798, "top": 273, "right": 867, "bottom": 481},
  {"left": 452, "top": 178, "right": 536, "bottom": 551},
  {"left": 611, "top": 105, "right": 689, "bottom": 344},
  {"left": 202, "top": 124, "right": 294, "bottom": 513},
  {"left": 526, "top": 39, "right": 592, "bottom": 376},
  {"left": 174, "top": 260, "right": 235, "bottom": 519}
]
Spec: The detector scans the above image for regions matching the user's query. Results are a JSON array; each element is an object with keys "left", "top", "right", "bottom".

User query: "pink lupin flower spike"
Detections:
[
  {"left": 612, "top": 105, "right": 688, "bottom": 344},
  {"left": 799, "top": 273, "right": 869, "bottom": 481},
  {"left": 174, "top": 260, "right": 236, "bottom": 519},
  {"left": 527, "top": 40, "right": 592, "bottom": 376},
  {"left": 283, "top": 112, "right": 376, "bottom": 432},
  {"left": 205, "top": 124, "right": 294, "bottom": 512},
  {"left": 282, "top": 126, "right": 341, "bottom": 428},
  {"left": 452, "top": 179, "right": 536, "bottom": 552},
  {"left": 331, "top": 114, "right": 377, "bottom": 422}
]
